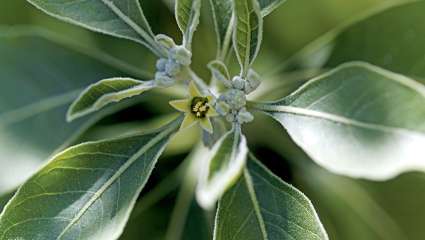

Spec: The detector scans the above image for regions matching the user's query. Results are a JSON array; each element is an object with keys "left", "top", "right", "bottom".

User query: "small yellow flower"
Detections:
[{"left": 170, "top": 82, "right": 218, "bottom": 133}]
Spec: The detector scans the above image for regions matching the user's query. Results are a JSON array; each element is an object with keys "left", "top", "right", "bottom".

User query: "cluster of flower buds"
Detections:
[
  {"left": 208, "top": 61, "right": 261, "bottom": 124},
  {"left": 154, "top": 34, "right": 192, "bottom": 87}
]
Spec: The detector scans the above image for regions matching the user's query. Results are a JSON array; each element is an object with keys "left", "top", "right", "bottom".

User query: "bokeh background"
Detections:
[{"left": 1, "top": 0, "right": 425, "bottom": 239}]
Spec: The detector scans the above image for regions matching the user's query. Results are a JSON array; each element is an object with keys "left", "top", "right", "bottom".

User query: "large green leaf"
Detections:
[
  {"left": 209, "top": 0, "right": 233, "bottom": 59},
  {"left": 196, "top": 128, "right": 248, "bottom": 209},
  {"left": 175, "top": 0, "right": 201, "bottom": 49},
  {"left": 324, "top": 1, "right": 425, "bottom": 82},
  {"left": 0, "top": 117, "right": 181, "bottom": 239},
  {"left": 27, "top": 0, "right": 165, "bottom": 56},
  {"left": 0, "top": 192, "right": 14, "bottom": 213},
  {"left": 67, "top": 78, "right": 156, "bottom": 121},
  {"left": 214, "top": 155, "right": 328, "bottom": 240},
  {"left": 233, "top": 0, "right": 263, "bottom": 77},
  {"left": 258, "top": 0, "right": 286, "bottom": 16},
  {"left": 0, "top": 27, "right": 138, "bottom": 192},
  {"left": 253, "top": 62, "right": 425, "bottom": 180}
]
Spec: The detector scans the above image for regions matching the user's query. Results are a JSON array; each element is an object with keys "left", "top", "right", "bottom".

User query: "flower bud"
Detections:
[
  {"left": 170, "top": 46, "right": 192, "bottom": 66},
  {"left": 156, "top": 58, "right": 168, "bottom": 72},
  {"left": 237, "top": 108, "right": 254, "bottom": 124},
  {"left": 224, "top": 89, "right": 246, "bottom": 110},
  {"left": 245, "top": 70, "right": 261, "bottom": 94},
  {"left": 231, "top": 76, "right": 245, "bottom": 90},
  {"left": 155, "top": 72, "right": 175, "bottom": 87},
  {"left": 165, "top": 59, "right": 182, "bottom": 76}
]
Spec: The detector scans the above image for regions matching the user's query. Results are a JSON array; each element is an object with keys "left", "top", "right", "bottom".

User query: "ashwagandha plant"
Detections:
[{"left": 1, "top": 0, "right": 425, "bottom": 239}]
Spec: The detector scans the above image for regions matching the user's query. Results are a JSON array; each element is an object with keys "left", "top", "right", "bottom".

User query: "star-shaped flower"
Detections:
[{"left": 170, "top": 82, "right": 218, "bottom": 133}]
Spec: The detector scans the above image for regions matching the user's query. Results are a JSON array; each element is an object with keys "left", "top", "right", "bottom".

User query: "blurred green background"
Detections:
[{"left": 2, "top": 0, "right": 425, "bottom": 240}]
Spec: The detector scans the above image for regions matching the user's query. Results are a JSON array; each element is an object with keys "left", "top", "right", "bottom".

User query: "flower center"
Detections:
[{"left": 191, "top": 97, "right": 210, "bottom": 118}]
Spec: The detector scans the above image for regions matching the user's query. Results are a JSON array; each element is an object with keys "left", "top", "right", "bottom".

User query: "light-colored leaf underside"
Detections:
[
  {"left": 175, "top": 0, "right": 201, "bottom": 48},
  {"left": 255, "top": 62, "right": 425, "bottom": 180},
  {"left": 67, "top": 78, "right": 156, "bottom": 121},
  {"left": 214, "top": 155, "right": 328, "bottom": 240},
  {"left": 233, "top": 0, "right": 263, "bottom": 76},
  {"left": 27, "top": 0, "right": 164, "bottom": 56},
  {"left": 0, "top": 118, "right": 181, "bottom": 240},
  {"left": 197, "top": 129, "right": 248, "bottom": 209}
]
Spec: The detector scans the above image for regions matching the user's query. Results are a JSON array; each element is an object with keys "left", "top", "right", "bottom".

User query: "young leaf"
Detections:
[
  {"left": 27, "top": 0, "right": 165, "bottom": 56},
  {"left": 0, "top": 27, "right": 140, "bottom": 193},
  {"left": 208, "top": 60, "right": 231, "bottom": 86},
  {"left": 214, "top": 155, "right": 328, "bottom": 240},
  {"left": 67, "top": 78, "right": 156, "bottom": 122},
  {"left": 233, "top": 0, "right": 263, "bottom": 77},
  {"left": 0, "top": 117, "right": 181, "bottom": 240},
  {"left": 325, "top": 1, "right": 425, "bottom": 83},
  {"left": 258, "top": 0, "right": 286, "bottom": 16},
  {"left": 209, "top": 0, "right": 233, "bottom": 59},
  {"left": 196, "top": 128, "right": 248, "bottom": 209},
  {"left": 175, "top": 0, "right": 201, "bottom": 49},
  {"left": 253, "top": 62, "right": 425, "bottom": 180}
]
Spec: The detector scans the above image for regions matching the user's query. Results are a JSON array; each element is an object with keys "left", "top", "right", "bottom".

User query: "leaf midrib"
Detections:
[
  {"left": 99, "top": 0, "right": 163, "bottom": 56},
  {"left": 256, "top": 104, "right": 425, "bottom": 137},
  {"left": 56, "top": 120, "right": 177, "bottom": 239}
]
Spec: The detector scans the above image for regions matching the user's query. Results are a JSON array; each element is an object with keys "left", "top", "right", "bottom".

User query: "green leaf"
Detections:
[
  {"left": 209, "top": 0, "right": 233, "bottom": 59},
  {"left": 0, "top": 26, "right": 137, "bottom": 192},
  {"left": 208, "top": 60, "right": 231, "bottom": 85},
  {"left": 258, "top": 0, "right": 286, "bottom": 16},
  {"left": 233, "top": 0, "right": 263, "bottom": 77},
  {"left": 324, "top": 1, "right": 425, "bottom": 83},
  {"left": 175, "top": 0, "right": 201, "bottom": 49},
  {"left": 0, "top": 192, "right": 14, "bottom": 213},
  {"left": 27, "top": 0, "right": 164, "bottom": 56},
  {"left": 197, "top": 128, "right": 248, "bottom": 209},
  {"left": 253, "top": 62, "right": 425, "bottom": 180},
  {"left": 214, "top": 154, "right": 328, "bottom": 240},
  {"left": 0, "top": 117, "right": 182, "bottom": 240},
  {"left": 67, "top": 78, "right": 156, "bottom": 122}
]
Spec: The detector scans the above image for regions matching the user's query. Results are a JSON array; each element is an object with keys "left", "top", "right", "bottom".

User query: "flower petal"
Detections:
[
  {"left": 189, "top": 81, "right": 202, "bottom": 97},
  {"left": 207, "top": 105, "right": 219, "bottom": 117},
  {"left": 181, "top": 114, "right": 197, "bottom": 130},
  {"left": 170, "top": 99, "right": 190, "bottom": 112},
  {"left": 200, "top": 118, "right": 213, "bottom": 133}
]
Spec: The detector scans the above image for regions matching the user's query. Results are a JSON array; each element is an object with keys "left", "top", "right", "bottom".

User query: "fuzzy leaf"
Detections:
[
  {"left": 0, "top": 118, "right": 181, "bottom": 240},
  {"left": 27, "top": 0, "right": 164, "bottom": 56},
  {"left": 258, "top": 0, "right": 286, "bottom": 16},
  {"left": 0, "top": 27, "right": 140, "bottom": 193},
  {"left": 208, "top": 60, "right": 231, "bottom": 85},
  {"left": 233, "top": 0, "right": 263, "bottom": 77},
  {"left": 196, "top": 128, "right": 248, "bottom": 209},
  {"left": 209, "top": 0, "right": 233, "bottom": 59},
  {"left": 175, "top": 0, "right": 201, "bottom": 49},
  {"left": 0, "top": 192, "right": 14, "bottom": 213},
  {"left": 67, "top": 78, "right": 156, "bottom": 122},
  {"left": 214, "top": 155, "right": 328, "bottom": 240},
  {"left": 254, "top": 62, "right": 425, "bottom": 180}
]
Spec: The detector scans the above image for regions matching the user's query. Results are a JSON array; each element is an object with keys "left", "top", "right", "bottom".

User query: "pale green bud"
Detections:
[{"left": 170, "top": 46, "right": 192, "bottom": 66}]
